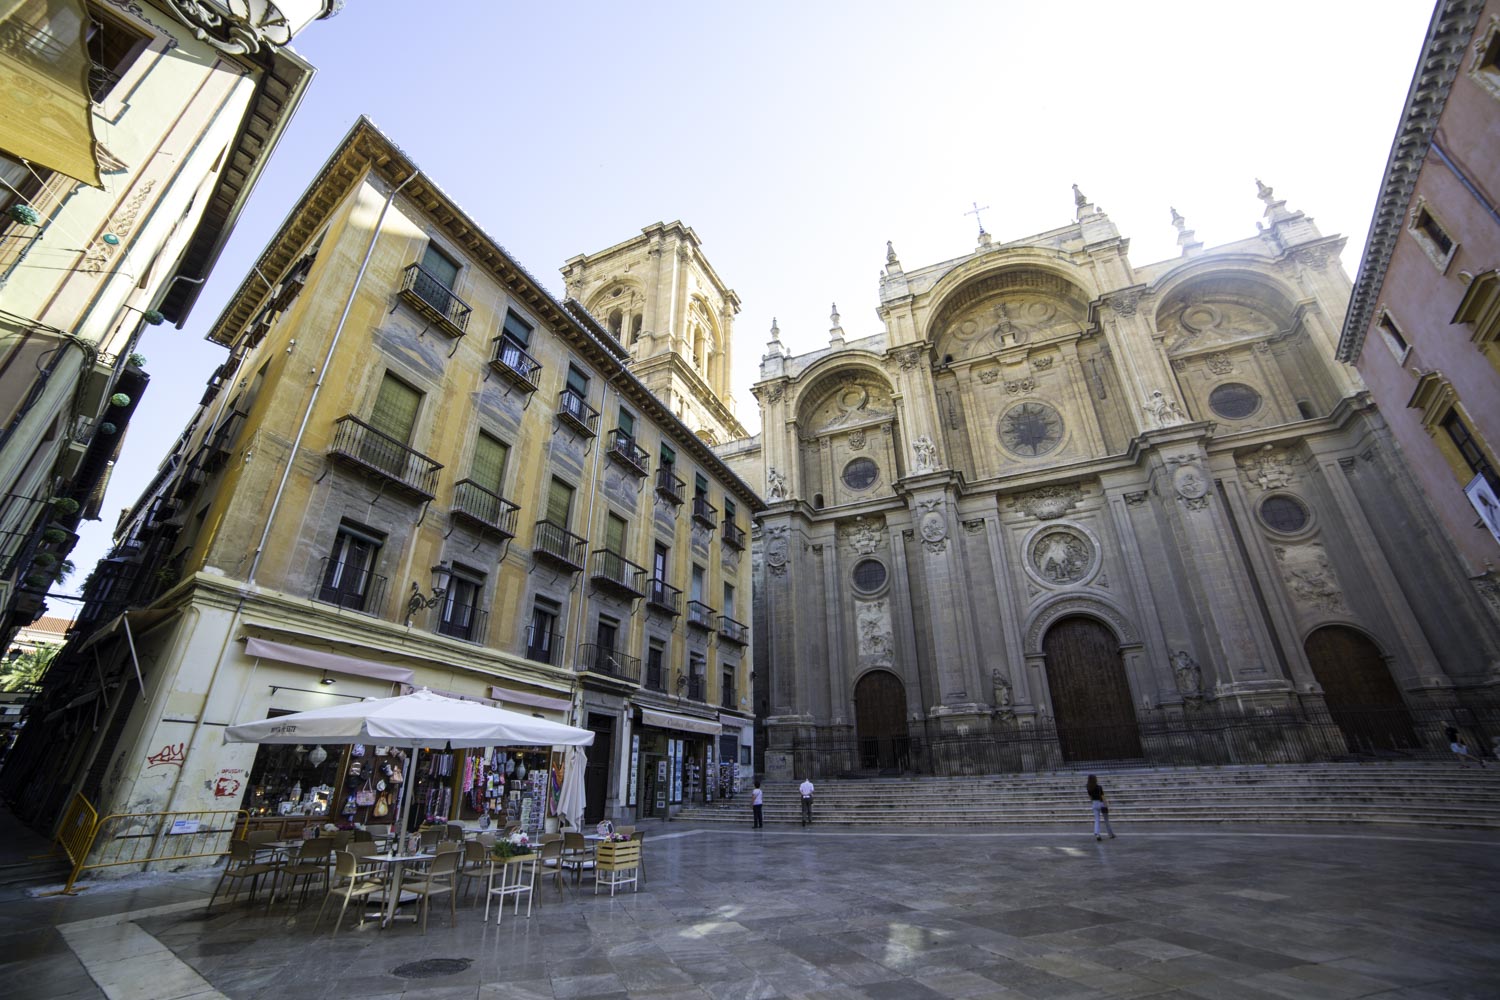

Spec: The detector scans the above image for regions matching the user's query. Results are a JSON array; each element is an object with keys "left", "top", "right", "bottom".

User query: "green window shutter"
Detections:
[
  {"left": 606, "top": 514, "right": 626, "bottom": 554},
  {"left": 503, "top": 310, "right": 532, "bottom": 346},
  {"left": 618, "top": 408, "right": 635, "bottom": 438},
  {"left": 421, "top": 244, "right": 459, "bottom": 288},
  {"left": 369, "top": 374, "right": 420, "bottom": 444},
  {"left": 471, "top": 433, "right": 509, "bottom": 494},
  {"left": 566, "top": 365, "right": 590, "bottom": 397},
  {"left": 547, "top": 478, "right": 574, "bottom": 527}
]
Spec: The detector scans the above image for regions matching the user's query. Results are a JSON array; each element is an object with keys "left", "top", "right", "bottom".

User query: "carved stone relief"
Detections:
[
  {"left": 1240, "top": 444, "right": 1297, "bottom": 491},
  {"left": 1005, "top": 378, "right": 1036, "bottom": 395},
  {"left": 1159, "top": 299, "right": 1280, "bottom": 354},
  {"left": 934, "top": 290, "right": 1088, "bottom": 360},
  {"left": 855, "top": 599, "right": 895, "bottom": 667},
  {"left": 838, "top": 517, "right": 884, "bottom": 555},
  {"left": 84, "top": 180, "right": 156, "bottom": 272},
  {"left": 765, "top": 525, "right": 790, "bottom": 576},
  {"left": 1008, "top": 484, "right": 1084, "bottom": 520},
  {"left": 978, "top": 368, "right": 1000, "bottom": 384},
  {"left": 916, "top": 498, "right": 947, "bottom": 553},
  {"left": 848, "top": 429, "right": 866, "bottom": 451},
  {"left": 911, "top": 434, "right": 939, "bottom": 473},
  {"left": 1274, "top": 542, "right": 1346, "bottom": 612},
  {"left": 1204, "top": 353, "right": 1234, "bottom": 375},
  {"left": 1029, "top": 528, "right": 1093, "bottom": 585},
  {"left": 806, "top": 379, "right": 895, "bottom": 433},
  {"left": 890, "top": 346, "right": 925, "bottom": 371}
]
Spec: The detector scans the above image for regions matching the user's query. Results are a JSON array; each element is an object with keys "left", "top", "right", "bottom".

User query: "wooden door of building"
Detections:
[
  {"left": 1042, "top": 616, "right": 1143, "bottom": 763},
  {"left": 1303, "top": 626, "right": 1417, "bottom": 752},
  {"left": 854, "top": 670, "right": 910, "bottom": 772},
  {"left": 584, "top": 713, "right": 613, "bottom": 823}
]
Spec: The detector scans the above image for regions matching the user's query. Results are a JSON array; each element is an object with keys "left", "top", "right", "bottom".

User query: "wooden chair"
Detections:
[
  {"left": 403, "top": 849, "right": 460, "bottom": 934},
  {"left": 209, "top": 840, "right": 280, "bottom": 911},
  {"left": 314, "top": 850, "right": 385, "bottom": 934}
]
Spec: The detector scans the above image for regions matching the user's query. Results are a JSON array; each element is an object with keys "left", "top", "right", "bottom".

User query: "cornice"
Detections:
[{"left": 1338, "top": 0, "right": 1483, "bottom": 362}]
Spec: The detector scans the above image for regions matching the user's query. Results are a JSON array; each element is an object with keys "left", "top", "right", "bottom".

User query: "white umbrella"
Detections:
[
  {"left": 226, "top": 688, "right": 592, "bottom": 839},
  {"left": 556, "top": 745, "right": 588, "bottom": 831}
]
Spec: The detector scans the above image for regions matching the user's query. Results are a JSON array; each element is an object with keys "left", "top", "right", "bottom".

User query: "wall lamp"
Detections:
[{"left": 404, "top": 563, "right": 451, "bottom": 627}]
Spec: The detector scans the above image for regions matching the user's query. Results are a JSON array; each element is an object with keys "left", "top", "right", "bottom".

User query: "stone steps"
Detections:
[{"left": 678, "top": 762, "right": 1500, "bottom": 829}]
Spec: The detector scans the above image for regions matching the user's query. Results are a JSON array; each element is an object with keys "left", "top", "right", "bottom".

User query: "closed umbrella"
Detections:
[
  {"left": 556, "top": 746, "right": 587, "bottom": 831},
  {"left": 226, "top": 688, "right": 592, "bottom": 838}
]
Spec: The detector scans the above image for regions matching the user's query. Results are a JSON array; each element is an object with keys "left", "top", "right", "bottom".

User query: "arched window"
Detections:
[
  {"left": 608, "top": 309, "right": 623, "bottom": 338},
  {"left": 630, "top": 314, "right": 643, "bottom": 345}
]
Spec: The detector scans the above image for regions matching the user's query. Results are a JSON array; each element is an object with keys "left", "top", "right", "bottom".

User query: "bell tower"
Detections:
[{"left": 562, "top": 221, "right": 747, "bottom": 444}]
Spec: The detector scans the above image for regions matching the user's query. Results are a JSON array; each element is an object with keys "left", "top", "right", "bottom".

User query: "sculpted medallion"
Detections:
[{"left": 1030, "top": 528, "right": 1093, "bottom": 585}]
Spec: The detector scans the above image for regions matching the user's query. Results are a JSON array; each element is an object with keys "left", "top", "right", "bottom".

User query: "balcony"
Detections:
[
  {"left": 532, "top": 519, "right": 587, "bottom": 571},
  {"left": 556, "top": 388, "right": 599, "bottom": 437},
  {"left": 201, "top": 409, "right": 247, "bottom": 472},
  {"left": 606, "top": 430, "right": 649, "bottom": 476},
  {"left": 524, "top": 625, "right": 566, "bottom": 665},
  {"left": 686, "top": 600, "right": 717, "bottom": 631},
  {"left": 722, "top": 683, "right": 737, "bottom": 710},
  {"left": 590, "top": 549, "right": 645, "bottom": 597},
  {"left": 722, "top": 519, "right": 746, "bottom": 550},
  {"left": 655, "top": 468, "right": 685, "bottom": 505},
  {"left": 451, "top": 479, "right": 520, "bottom": 539},
  {"left": 646, "top": 661, "right": 665, "bottom": 692},
  {"left": 718, "top": 615, "right": 749, "bottom": 646},
  {"left": 315, "top": 556, "right": 388, "bottom": 615},
  {"left": 329, "top": 415, "right": 442, "bottom": 501},
  {"left": 685, "top": 674, "right": 705, "bottom": 702},
  {"left": 577, "top": 644, "right": 642, "bottom": 685},
  {"left": 398, "top": 262, "right": 472, "bottom": 338},
  {"left": 436, "top": 605, "right": 488, "bottom": 644},
  {"left": 488, "top": 334, "right": 542, "bottom": 393},
  {"left": 646, "top": 578, "right": 681, "bottom": 616},
  {"left": 691, "top": 496, "right": 718, "bottom": 529}
]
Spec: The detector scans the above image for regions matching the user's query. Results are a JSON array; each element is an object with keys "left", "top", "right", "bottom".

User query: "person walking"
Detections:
[
  {"left": 1446, "top": 726, "right": 1486, "bottom": 768},
  {"left": 1086, "top": 774, "right": 1116, "bottom": 841},
  {"left": 798, "top": 776, "right": 815, "bottom": 826},
  {"left": 751, "top": 778, "right": 764, "bottom": 828}
]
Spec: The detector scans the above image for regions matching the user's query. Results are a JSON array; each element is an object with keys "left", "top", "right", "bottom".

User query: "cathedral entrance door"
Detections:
[
  {"left": 1303, "top": 626, "right": 1417, "bottom": 753},
  {"left": 1042, "top": 616, "right": 1143, "bottom": 763},
  {"left": 854, "top": 670, "right": 910, "bottom": 772}
]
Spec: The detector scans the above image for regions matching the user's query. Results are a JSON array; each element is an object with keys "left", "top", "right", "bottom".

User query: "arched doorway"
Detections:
[
  {"left": 854, "top": 671, "right": 910, "bottom": 772},
  {"left": 1042, "top": 616, "right": 1143, "bottom": 762},
  {"left": 1303, "top": 626, "right": 1417, "bottom": 752}
]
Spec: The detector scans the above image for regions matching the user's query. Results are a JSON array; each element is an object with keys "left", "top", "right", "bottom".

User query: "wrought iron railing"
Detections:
[
  {"left": 399, "top": 262, "right": 472, "bottom": 334},
  {"left": 531, "top": 520, "right": 587, "bottom": 570},
  {"left": 691, "top": 496, "right": 718, "bottom": 528},
  {"left": 589, "top": 549, "right": 645, "bottom": 596},
  {"left": 646, "top": 660, "right": 665, "bottom": 692},
  {"left": 686, "top": 600, "right": 716, "bottom": 630},
  {"left": 557, "top": 388, "right": 599, "bottom": 436},
  {"left": 606, "top": 430, "right": 649, "bottom": 475},
  {"left": 685, "top": 674, "right": 705, "bottom": 702},
  {"left": 646, "top": 578, "right": 681, "bottom": 615},
  {"left": 655, "top": 468, "right": 685, "bottom": 505},
  {"left": 524, "top": 625, "right": 566, "bottom": 665},
  {"left": 436, "top": 604, "right": 488, "bottom": 643},
  {"left": 329, "top": 415, "right": 442, "bottom": 499},
  {"left": 576, "top": 644, "right": 642, "bottom": 684},
  {"left": 721, "top": 681, "right": 736, "bottom": 710},
  {"left": 489, "top": 334, "right": 542, "bottom": 391},
  {"left": 718, "top": 615, "right": 748, "bottom": 645},
  {"left": 315, "top": 556, "right": 388, "bottom": 615},
  {"left": 722, "top": 519, "right": 746, "bottom": 550},
  {"left": 451, "top": 479, "right": 520, "bottom": 537}
]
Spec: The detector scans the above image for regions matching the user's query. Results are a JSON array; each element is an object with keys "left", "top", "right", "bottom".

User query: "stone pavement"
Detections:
[{"left": 3, "top": 823, "right": 1498, "bottom": 1000}]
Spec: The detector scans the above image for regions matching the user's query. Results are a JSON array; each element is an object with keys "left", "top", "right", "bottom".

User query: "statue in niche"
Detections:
[
  {"left": 1144, "top": 389, "right": 1187, "bottom": 427},
  {"left": 991, "top": 669, "right": 1013, "bottom": 715},
  {"left": 767, "top": 467, "right": 787, "bottom": 501},
  {"left": 1172, "top": 650, "right": 1203, "bottom": 697},
  {"left": 911, "top": 434, "right": 938, "bottom": 473}
]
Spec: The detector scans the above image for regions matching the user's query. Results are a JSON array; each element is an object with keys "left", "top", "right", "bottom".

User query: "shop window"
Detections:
[{"left": 241, "top": 711, "right": 344, "bottom": 820}]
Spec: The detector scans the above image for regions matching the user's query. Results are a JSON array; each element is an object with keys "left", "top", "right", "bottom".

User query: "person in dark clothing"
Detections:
[
  {"left": 1086, "top": 774, "right": 1116, "bottom": 841},
  {"left": 751, "top": 778, "right": 764, "bottom": 828}
]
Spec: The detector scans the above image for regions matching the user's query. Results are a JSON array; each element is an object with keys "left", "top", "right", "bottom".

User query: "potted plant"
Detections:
[{"left": 490, "top": 830, "right": 533, "bottom": 859}]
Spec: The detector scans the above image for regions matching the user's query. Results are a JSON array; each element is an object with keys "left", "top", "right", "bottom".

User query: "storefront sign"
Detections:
[{"left": 169, "top": 819, "right": 200, "bottom": 835}]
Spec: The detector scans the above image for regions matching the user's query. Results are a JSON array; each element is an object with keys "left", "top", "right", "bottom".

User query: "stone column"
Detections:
[
  {"left": 1105, "top": 489, "right": 1177, "bottom": 705},
  {"left": 980, "top": 510, "right": 1031, "bottom": 710}
]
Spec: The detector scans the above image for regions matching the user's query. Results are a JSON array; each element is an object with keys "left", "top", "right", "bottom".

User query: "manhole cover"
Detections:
[{"left": 391, "top": 958, "right": 472, "bottom": 980}]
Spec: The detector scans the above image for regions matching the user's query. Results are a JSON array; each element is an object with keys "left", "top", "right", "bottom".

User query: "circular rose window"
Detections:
[
  {"left": 1209, "top": 382, "right": 1262, "bottom": 419},
  {"left": 842, "top": 457, "right": 879, "bottom": 491},
  {"left": 998, "top": 401, "right": 1064, "bottom": 457},
  {"left": 1259, "top": 494, "right": 1309, "bottom": 534},
  {"left": 851, "top": 559, "right": 887, "bottom": 593}
]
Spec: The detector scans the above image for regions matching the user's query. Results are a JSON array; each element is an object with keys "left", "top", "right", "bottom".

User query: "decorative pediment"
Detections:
[
  {"left": 1159, "top": 299, "right": 1281, "bottom": 355},
  {"left": 803, "top": 377, "right": 895, "bottom": 434},
  {"left": 934, "top": 289, "right": 1088, "bottom": 362}
]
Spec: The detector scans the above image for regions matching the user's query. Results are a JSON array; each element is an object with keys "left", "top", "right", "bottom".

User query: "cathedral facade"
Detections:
[{"left": 718, "top": 187, "right": 1500, "bottom": 777}]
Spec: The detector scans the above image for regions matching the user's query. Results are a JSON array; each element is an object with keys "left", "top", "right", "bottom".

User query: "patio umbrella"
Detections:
[
  {"left": 556, "top": 745, "right": 588, "bottom": 831},
  {"left": 225, "top": 688, "right": 592, "bottom": 839}
]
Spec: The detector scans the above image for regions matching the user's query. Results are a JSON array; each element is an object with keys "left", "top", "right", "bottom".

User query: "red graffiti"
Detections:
[
  {"left": 146, "top": 743, "right": 187, "bottom": 768},
  {"left": 213, "top": 776, "right": 241, "bottom": 798}
]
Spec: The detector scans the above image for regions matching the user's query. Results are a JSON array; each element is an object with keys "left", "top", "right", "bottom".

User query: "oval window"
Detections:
[
  {"left": 1209, "top": 382, "right": 1262, "bottom": 419},
  {"left": 1259, "top": 494, "right": 1309, "bottom": 534},
  {"left": 842, "top": 457, "right": 879, "bottom": 491},
  {"left": 852, "top": 559, "right": 888, "bottom": 593}
]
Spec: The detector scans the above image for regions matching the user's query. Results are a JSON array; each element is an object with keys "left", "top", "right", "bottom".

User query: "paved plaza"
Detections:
[{"left": 5, "top": 823, "right": 1499, "bottom": 1000}]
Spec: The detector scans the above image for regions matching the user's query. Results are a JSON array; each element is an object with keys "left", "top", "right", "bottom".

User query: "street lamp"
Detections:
[{"left": 404, "top": 563, "right": 451, "bottom": 627}]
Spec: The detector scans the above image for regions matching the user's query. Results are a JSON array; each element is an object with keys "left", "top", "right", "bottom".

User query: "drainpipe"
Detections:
[{"left": 246, "top": 168, "right": 417, "bottom": 586}]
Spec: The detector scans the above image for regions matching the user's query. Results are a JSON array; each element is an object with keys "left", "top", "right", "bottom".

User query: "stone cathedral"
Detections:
[{"left": 701, "top": 185, "right": 1500, "bottom": 777}]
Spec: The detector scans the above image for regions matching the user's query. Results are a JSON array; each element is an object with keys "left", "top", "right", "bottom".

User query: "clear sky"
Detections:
[{"left": 60, "top": 0, "right": 1436, "bottom": 602}]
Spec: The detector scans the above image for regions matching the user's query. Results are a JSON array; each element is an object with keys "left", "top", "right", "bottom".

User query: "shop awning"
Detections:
[
  {"left": 0, "top": 0, "right": 104, "bottom": 187},
  {"left": 641, "top": 708, "right": 721, "bottom": 737},
  {"left": 243, "top": 637, "right": 414, "bottom": 684},
  {"left": 490, "top": 686, "right": 571, "bottom": 714}
]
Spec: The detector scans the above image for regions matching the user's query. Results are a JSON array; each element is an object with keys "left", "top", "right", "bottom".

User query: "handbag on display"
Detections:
[
  {"left": 373, "top": 791, "right": 392, "bottom": 818},
  {"left": 355, "top": 778, "right": 377, "bottom": 807}
]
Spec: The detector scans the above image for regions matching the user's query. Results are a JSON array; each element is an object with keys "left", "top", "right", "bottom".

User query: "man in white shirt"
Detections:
[
  {"left": 751, "top": 778, "right": 763, "bottom": 828},
  {"left": 799, "top": 777, "right": 814, "bottom": 826}
]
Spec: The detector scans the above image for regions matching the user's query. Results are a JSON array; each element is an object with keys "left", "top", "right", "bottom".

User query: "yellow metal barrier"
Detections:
[
  {"left": 48, "top": 792, "right": 98, "bottom": 869},
  {"left": 45, "top": 805, "right": 249, "bottom": 896}
]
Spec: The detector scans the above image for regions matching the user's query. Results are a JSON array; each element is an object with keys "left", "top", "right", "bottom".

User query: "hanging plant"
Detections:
[
  {"left": 141, "top": 309, "right": 164, "bottom": 326},
  {"left": 24, "top": 574, "right": 48, "bottom": 589},
  {"left": 7, "top": 204, "right": 40, "bottom": 226},
  {"left": 127, "top": 352, "right": 147, "bottom": 368},
  {"left": 32, "top": 552, "right": 56, "bottom": 569},
  {"left": 110, "top": 392, "right": 130, "bottom": 407},
  {"left": 50, "top": 497, "right": 80, "bottom": 516},
  {"left": 98, "top": 422, "right": 117, "bottom": 435},
  {"left": 42, "top": 528, "right": 68, "bottom": 544}
]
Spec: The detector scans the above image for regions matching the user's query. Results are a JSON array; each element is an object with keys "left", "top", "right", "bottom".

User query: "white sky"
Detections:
[{"left": 62, "top": 0, "right": 1436, "bottom": 599}]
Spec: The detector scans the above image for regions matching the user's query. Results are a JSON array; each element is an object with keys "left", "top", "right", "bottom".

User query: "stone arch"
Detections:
[
  {"left": 1302, "top": 623, "right": 1418, "bottom": 752},
  {"left": 923, "top": 256, "right": 1098, "bottom": 362},
  {"left": 791, "top": 362, "right": 900, "bottom": 506},
  {"left": 1023, "top": 593, "right": 1139, "bottom": 657},
  {"left": 852, "top": 668, "right": 910, "bottom": 771}
]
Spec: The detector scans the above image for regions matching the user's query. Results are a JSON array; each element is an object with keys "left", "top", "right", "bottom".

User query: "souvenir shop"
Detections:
[{"left": 630, "top": 708, "right": 723, "bottom": 820}]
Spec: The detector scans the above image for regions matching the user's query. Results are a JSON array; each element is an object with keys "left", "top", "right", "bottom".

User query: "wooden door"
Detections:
[
  {"left": 1042, "top": 616, "right": 1143, "bottom": 762},
  {"left": 584, "top": 713, "right": 613, "bottom": 823},
  {"left": 854, "top": 671, "right": 910, "bottom": 771},
  {"left": 1304, "top": 626, "right": 1417, "bottom": 752}
]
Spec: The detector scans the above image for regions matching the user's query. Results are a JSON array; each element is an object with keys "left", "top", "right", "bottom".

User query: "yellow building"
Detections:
[{"left": 6, "top": 118, "right": 762, "bottom": 833}]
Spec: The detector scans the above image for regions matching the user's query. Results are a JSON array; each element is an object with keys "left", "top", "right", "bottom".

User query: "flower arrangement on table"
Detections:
[
  {"left": 490, "top": 831, "right": 533, "bottom": 859},
  {"left": 601, "top": 832, "right": 630, "bottom": 843}
]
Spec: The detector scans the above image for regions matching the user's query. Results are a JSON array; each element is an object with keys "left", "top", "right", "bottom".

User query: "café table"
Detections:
[{"left": 363, "top": 851, "right": 434, "bottom": 927}]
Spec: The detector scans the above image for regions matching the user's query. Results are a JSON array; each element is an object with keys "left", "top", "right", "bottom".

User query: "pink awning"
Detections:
[
  {"left": 490, "top": 686, "right": 571, "bottom": 714},
  {"left": 243, "top": 637, "right": 414, "bottom": 684}
]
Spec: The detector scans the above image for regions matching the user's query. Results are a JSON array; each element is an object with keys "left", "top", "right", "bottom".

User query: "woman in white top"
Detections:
[{"left": 751, "top": 778, "right": 763, "bottom": 828}]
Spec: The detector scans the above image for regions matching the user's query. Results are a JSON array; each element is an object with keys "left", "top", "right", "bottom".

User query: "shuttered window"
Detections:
[
  {"left": 369, "top": 374, "right": 420, "bottom": 444},
  {"left": 421, "top": 244, "right": 459, "bottom": 289},
  {"left": 606, "top": 513, "right": 626, "bottom": 554},
  {"left": 618, "top": 407, "right": 636, "bottom": 439},
  {"left": 547, "top": 478, "right": 574, "bottom": 528},
  {"left": 471, "top": 432, "right": 509, "bottom": 494}
]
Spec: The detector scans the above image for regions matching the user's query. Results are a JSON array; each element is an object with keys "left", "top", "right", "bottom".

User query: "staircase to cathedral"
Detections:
[{"left": 674, "top": 762, "right": 1500, "bottom": 830}]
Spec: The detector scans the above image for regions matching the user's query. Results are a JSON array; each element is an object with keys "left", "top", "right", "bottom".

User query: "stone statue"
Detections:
[
  {"left": 991, "top": 669, "right": 1012, "bottom": 709},
  {"left": 911, "top": 434, "right": 938, "bottom": 473},
  {"left": 1171, "top": 650, "right": 1202, "bottom": 697},
  {"left": 767, "top": 467, "right": 787, "bottom": 501},
  {"left": 1144, "top": 389, "right": 1187, "bottom": 427}
]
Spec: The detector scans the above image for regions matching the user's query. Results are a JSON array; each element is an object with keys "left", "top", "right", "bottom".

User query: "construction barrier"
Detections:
[{"left": 45, "top": 804, "right": 248, "bottom": 896}]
